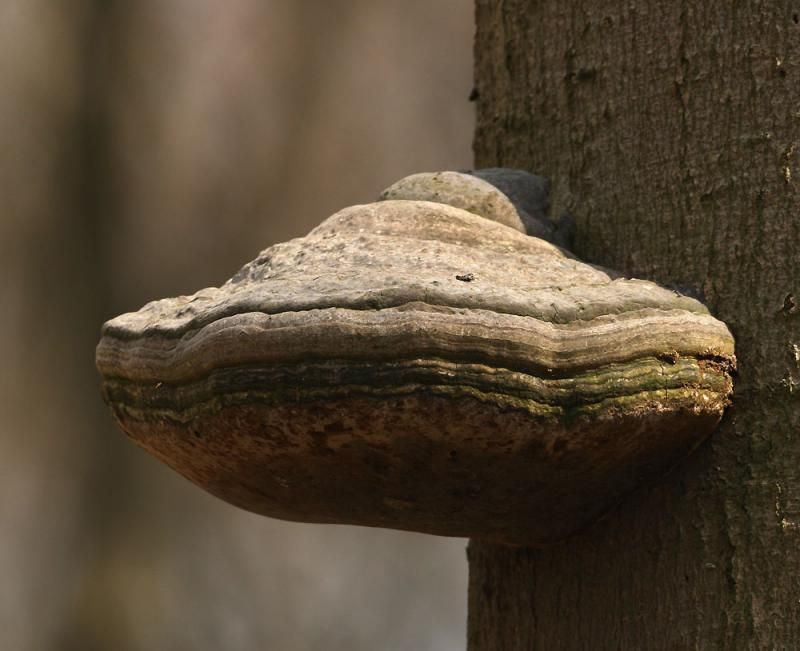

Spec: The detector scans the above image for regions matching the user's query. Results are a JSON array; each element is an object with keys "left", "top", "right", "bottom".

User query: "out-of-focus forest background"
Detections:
[{"left": 1, "top": 1, "right": 473, "bottom": 649}]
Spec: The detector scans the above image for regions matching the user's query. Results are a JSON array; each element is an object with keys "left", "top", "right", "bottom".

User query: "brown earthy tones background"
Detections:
[{"left": 1, "top": 1, "right": 473, "bottom": 648}]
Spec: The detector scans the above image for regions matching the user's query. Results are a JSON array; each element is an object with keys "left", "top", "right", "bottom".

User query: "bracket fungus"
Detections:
[{"left": 96, "top": 169, "right": 735, "bottom": 546}]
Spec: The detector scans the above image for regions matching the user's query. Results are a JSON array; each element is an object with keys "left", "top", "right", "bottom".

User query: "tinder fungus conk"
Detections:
[{"left": 96, "top": 169, "right": 735, "bottom": 545}]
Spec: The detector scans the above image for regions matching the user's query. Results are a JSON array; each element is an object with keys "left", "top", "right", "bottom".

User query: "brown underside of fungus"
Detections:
[{"left": 96, "top": 169, "right": 735, "bottom": 546}]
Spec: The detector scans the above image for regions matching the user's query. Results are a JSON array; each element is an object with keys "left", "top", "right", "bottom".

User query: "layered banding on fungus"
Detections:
[{"left": 96, "top": 170, "right": 735, "bottom": 545}]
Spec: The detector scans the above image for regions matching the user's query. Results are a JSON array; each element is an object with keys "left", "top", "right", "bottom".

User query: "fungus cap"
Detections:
[{"left": 96, "top": 171, "right": 735, "bottom": 545}]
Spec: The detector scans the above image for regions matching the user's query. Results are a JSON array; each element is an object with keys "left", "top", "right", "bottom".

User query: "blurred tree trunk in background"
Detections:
[
  {"left": 0, "top": 2, "right": 116, "bottom": 648},
  {"left": 468, "top": 1, "right": 800, "bottom": 648},
  {"left": 59, "top": 1, "right": 140, "bottom": 648},
  {"left": 0, "top": 1, "right": 473, "bottom": 649}
]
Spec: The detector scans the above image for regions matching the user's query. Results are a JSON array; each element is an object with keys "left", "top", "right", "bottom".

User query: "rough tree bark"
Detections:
[{"left": 468, "top": 1, "right": 800, "bottom": 648}]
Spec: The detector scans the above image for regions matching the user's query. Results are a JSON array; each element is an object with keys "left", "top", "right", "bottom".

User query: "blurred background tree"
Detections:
[{"left": 0, "top": 1, "right": 473, "bottom": 648}]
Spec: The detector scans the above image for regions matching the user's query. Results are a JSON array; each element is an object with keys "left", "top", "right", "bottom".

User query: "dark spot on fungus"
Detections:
[
  {"left": 657, "top": 352, "right": 680, "bottom": 365},
  {"left": 324, "top": 421, "right": 347, "bottom": 434},
  {"left": 456, "top": 273, "right": 475, "bottom": 282}
]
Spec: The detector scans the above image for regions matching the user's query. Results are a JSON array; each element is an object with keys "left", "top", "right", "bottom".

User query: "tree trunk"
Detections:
[{"left": 468, "top": 1, "right": 800, "bottom": 648}]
